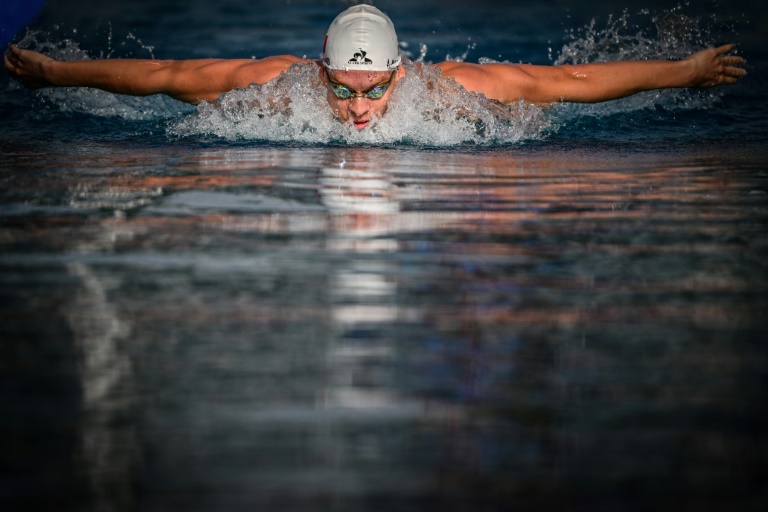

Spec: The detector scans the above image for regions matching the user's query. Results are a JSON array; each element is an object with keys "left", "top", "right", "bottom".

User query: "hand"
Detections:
[
  {"left": 4, "top": 44, "right": 56, "bottom": 89},
  {"left": 685, "top": 44, "right": 747, "bottom": 88}
]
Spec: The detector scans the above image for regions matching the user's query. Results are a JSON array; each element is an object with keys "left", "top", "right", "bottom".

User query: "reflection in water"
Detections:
[
  {"left": 322, "top": 149, "right": 413, "bottom": 418},
  {"left": 66, "top": 261, "right": 137, "bottom": 511},
  {"left": 1, "top": 143, "right": 766, "bottom": 511},
  {"left": 58, "top": 204, "right": 138, "bottom": 510}
]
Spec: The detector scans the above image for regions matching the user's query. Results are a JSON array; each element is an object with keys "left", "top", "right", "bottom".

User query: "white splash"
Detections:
[{"left": 168, "top": 59, "right": 550, "bottom": 145}]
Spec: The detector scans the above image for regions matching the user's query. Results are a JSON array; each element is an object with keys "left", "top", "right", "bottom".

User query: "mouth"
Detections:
[{"left": 353, "top": 120, "right": 369, "bottom": 130}]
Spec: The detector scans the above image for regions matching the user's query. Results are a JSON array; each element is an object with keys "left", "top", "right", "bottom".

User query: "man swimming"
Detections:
[{"left": 3, "top": 4, "right": 747, "bottom": 130}]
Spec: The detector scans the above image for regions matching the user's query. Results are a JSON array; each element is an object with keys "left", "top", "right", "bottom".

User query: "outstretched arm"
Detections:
[
  {"left": 438, "top": 44, "right": 746, "bottom": 105},
  {"left": 4, "top": 45, "right": 307, "bottom": 103}
]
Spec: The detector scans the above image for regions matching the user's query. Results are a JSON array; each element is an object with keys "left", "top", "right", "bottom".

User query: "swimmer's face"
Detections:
[{"left": 321, "top": 67, "right": 405, "bottom": 130}]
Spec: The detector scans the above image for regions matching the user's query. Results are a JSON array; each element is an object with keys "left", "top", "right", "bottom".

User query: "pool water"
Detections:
[{"left": 1, "top": 1, "right": 767, "bottom": 511}]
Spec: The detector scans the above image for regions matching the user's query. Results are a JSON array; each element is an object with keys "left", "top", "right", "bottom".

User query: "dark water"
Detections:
[{"left": 1, "top": 1, "right": 767, "bottom": 511}]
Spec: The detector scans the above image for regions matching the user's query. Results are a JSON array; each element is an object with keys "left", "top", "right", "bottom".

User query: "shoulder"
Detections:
[
  {"left": 230, "top": 55, "right": 314, "bottom": 86},
  {"left": 435, "top": 61, "right": 530, "bottom": 81},
  {"left": 434, "top": 61, "right": 541, "bottom": 104}
]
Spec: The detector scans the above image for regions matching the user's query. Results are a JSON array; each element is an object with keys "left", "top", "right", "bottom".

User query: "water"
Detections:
[{"left": 1, "top": 1, "right": 767, "bottom": 511}]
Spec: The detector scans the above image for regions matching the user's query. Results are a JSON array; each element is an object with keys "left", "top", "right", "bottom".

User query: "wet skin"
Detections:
[{"left": 321, "top": 66, "right": 406, "bottom": 129}]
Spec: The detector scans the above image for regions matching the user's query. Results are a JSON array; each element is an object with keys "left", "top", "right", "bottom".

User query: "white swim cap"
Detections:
[{"left": 322, "top": 5, "right": 401, "bottom": 72}]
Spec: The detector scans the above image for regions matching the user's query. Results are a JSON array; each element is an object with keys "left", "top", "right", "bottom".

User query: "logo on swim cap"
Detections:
[
  {"left": 323, "top": 5, "right": 401, "bottom": 71},
  {"left": 348, "top": 49, "right": 373, "bottom": 65}
]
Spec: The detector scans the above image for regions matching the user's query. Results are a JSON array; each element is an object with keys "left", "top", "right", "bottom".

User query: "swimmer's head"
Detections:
[{"left": 322, "top": 5, "right": 401, "bottom": 72}]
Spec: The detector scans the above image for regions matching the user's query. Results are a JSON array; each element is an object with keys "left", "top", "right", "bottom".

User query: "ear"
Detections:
[{"left": 396, "top": 66, "right": 406, "bottom": 79}]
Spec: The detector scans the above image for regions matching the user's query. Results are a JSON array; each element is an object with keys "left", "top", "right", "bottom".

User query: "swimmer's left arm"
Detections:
[{"left": 439, "top": 44, "right": 746, "bottom": 105}]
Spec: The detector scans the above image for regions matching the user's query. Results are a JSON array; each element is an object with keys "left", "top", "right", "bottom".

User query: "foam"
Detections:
[{"left": 168, "top": 59, "right": 550, "bottom": 146}]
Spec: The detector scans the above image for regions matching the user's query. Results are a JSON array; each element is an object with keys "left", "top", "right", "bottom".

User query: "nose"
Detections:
[{"left": 347, "top": 96, "right": 370, "bottom": 118}]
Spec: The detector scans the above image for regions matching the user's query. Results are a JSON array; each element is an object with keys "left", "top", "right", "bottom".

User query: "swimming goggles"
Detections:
[{"left": 326, "top": 71, "right": 395, "bottom": 100}]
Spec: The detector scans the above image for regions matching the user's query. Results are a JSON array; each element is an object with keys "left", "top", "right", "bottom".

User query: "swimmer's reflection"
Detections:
[
  {"left": 319, "top": 147, "right": 400, "bottom": 244},
  {"left": 317, "top": 148, "right": 403, "bottom": 411}
]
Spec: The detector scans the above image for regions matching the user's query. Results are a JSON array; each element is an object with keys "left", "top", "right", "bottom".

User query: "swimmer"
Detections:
[{"left": 3, "top": 4, "right": 747, "bottom": 130}]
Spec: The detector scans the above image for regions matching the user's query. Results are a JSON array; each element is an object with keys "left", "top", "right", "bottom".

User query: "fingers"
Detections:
[
  {"left": 5, "top": 44, "right": 20, "bottom": 62},
  {"left": 721, "top": 70, "right": 745, "bottom": 84},
  {"left": 713, "top": 44, "right": 747, "bottom": 85},
  {"left": 721, "top": 55, "right": 745, "bottom": 65},
  {"left": 715, "top": 43, "right": 736, "bottom": 56},
  {"left": 4, "top": 44, "right": 51, "bottom": 89},
  {"left": 4, "top": 46, "right": 17, "bottom": 73},
  {"left": 5, "top": 45, "right": 23, "bottom": 70},
  {"left": 4, "top": 45, "right": 22, "bottom": 75},
  {"left": 724, "top": 62, "right": 747, "bottom": 74},
  {"left": 714, "top": 44, "right": 745, "bottom": 66}
]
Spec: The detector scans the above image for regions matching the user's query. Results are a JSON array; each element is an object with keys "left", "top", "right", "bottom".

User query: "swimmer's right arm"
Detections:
[{"left": 4, "top": 45, "right": 307, "bottom": 103}]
